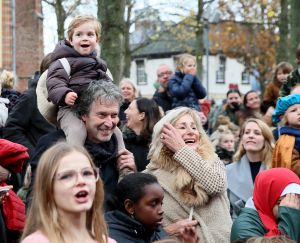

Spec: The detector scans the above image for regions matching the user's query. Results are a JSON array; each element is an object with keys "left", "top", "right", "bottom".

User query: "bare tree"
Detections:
[
  {"left": 43, "top": 0, "right": 87, "bottom": 40},
  {"left": 98, "top": 0, "right": 126, "bottom": 83},
  {"left": 276, "top": 0, "right": 289, "bottom": 63}
]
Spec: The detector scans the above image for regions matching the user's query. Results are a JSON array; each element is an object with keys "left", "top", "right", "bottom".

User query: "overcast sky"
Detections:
[{"left": 42, "top": 0, "right": 199, "bottom": 54}]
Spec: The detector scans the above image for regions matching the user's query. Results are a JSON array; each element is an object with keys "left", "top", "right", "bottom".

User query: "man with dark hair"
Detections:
[
  {"left": 27, "top": 80, "right": 136, "bottom": 210},
  {"left": 212, "top": 89, "right": 243, "bottom": 131}
]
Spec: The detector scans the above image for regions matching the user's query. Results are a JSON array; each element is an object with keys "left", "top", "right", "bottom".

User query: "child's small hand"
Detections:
[
  {"left": 185, "top": 67, "right": 197, "bottom": 76},
  {"left": 65, "top": 92, "right": 78, "bottom": 106}
]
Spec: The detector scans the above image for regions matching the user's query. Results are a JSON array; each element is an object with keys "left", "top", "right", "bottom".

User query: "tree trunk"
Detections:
[
  {"left": 55, "top": 0, "right": 66, "bottom": 40},
  {"left": 276, "top": 0, "right": 289, "bottom": 63},
  {"left": 123, "top": 1, "right": 133, "bottom": 78},
  {"left": 195, "top": 0, "right": 204, "bottom": 79},
  {"left": 98, "top": 0, "right": 126, "bottom": 84},
  {"left": 289, "top": 0, "right": 300, "bottom": 66}
]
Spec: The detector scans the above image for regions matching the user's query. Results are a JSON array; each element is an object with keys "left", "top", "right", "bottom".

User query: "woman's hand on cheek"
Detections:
[
  {"left": 280, "top": 193, "right": 300, "bottom": 210},
  {"left": 161, "top": 123, "right": 186, "bottom": 153}
]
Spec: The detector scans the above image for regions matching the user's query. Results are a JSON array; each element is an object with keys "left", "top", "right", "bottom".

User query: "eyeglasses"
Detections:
[
  {"left": 157, "top": 71, "right": 172, "bottom": 78},
  {"left": 55, "top": 167, "right": 99, "bottom": 187}
]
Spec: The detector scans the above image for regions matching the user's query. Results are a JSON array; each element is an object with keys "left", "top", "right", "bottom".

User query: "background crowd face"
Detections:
[
  {"left": 227, "top": 92, "right": 242, "bottom": 108},
  {"left": 276, "top": 68, "right": 289, "bottom": 83},
  {"left": 82, "top": 100, "right": 119, "bottom": 143},
  {"left": 120, "top": 81, "right": 136, "bottom": 103},
  {"left": 182, "top": 58, "right": 197, "bottom": 75},
  {"left": 241, "top": 121, "right": 265, "bottom": 153},
  {"left": 124, "top": 99, "right": 143, "bottom": 131},
  {"left": 219, "top": 134, "right": 235, "bottom": 151},
  {"left": 69, "top": 21, "right": 98, "bottom": 56},
  {"left": 245, "top": 91, "right": 261, "bottom": 110},
  {"left": 157, "top": 65, "right": 172, "bottom": 88}
]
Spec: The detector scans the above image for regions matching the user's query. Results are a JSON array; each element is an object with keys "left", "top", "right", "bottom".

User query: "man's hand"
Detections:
[
  {"left": 64, "top": 91, "right": 78, "bottom": 106},
  {"left": 117, "top": 149, "right": 136, "bottom": 171},
  {"left": 0, "top": 166, "right": 9, "bottom": 182}
]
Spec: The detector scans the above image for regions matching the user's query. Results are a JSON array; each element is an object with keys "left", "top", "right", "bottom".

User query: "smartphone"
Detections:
[{"left": 0, "top": 186, "right": 12, "bottom": 196}]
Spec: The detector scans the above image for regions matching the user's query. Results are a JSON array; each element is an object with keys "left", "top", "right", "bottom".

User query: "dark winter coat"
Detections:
[
  {"left": 105, "top": 210, "right": 167, "bottom": 243},
  {"left": 27, "top": 129, "right": 119, "bottom": 211},
  {"left": 152, "top": 89, "right": 172, "bottom": 113},
  {"left": 280, "top": 68, "right": 300, "bottom": 97},
  {"left": 3, "top": 88, "right": 55, "bottom": 158},
  {"left": 1, "top": 88, "right": 21, "bottom": 112},
  {"left": 123, "top": 127, "right": 150, "bottom": 171},
  {"left": 215, "top": 146, "right": 233, "bottom": 165},
  {"left": 46, "top": 39, "right": 110, "bottom": 105},
  {"left": 168, "top": 71, "right": 206, "bottom": 111},
  {"left": 118, "top": 102, "right": 130, "bottom": 129}
]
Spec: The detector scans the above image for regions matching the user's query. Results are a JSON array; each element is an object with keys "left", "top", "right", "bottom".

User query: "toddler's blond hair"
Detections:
[{"left": 67, "top": 15, "right": 101, "bottom": 42}]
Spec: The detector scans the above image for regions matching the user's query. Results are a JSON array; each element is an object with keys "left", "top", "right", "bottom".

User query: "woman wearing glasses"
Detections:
[{"left": 21, "top": 142, "right": 116, "bottom": 243}]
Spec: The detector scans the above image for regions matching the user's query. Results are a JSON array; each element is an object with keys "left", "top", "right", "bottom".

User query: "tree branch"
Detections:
[
  {"left": 66, "top": 0, "right": 83, "bottom": 17},
  {"left": 42, "top": 0, "right": 55, "bottom": 7}
]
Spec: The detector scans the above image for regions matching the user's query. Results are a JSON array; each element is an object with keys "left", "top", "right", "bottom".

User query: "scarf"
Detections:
[
  {"left": 272, "top": 127, "right": 300, "bottom": 169},
  {"left": 84, "top": 134, "right": 118, "bottom": 168},
  {"left": 253, "top": 168, "right": 300, "bottom": 237}
]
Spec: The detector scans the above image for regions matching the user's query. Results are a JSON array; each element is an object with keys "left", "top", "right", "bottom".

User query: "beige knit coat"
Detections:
[{"left": 145, "top": 146, "right": 232, "bottom": 243}]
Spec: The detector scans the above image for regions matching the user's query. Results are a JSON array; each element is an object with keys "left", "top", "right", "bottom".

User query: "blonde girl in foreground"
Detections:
[{"left": 21, "top": 142, "right": 116, "bottom": 243}]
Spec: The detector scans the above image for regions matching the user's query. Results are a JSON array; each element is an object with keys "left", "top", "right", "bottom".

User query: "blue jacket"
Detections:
[{"left": 168, "top": 71, "right": 206, "bottom": 111}]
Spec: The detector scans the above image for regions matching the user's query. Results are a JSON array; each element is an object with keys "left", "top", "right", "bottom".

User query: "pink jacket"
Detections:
[{"left": 21, "top": 231, "right": 117, "bottom": 243}]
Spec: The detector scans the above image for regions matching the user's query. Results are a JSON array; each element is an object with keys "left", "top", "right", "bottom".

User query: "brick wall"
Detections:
[
  {"left": 1, "top": 0, "right": 43, "bottom": 91},
  {"left": 1, "top": 0, "right": 13, "bottom": 70},
  {"left": 16, "top": 0, "right": 43, "bottom": 91}
]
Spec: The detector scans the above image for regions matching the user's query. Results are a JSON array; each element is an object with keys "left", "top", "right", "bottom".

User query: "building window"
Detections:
[
  {"left": 241, "top": 69, "right": 250, "bottom": 84},
  {"left": 216, "top": 55, "right": 226, "bottom": 83},
  {"left": 136, "top": 59, "right": 147, "bottom": 85}
]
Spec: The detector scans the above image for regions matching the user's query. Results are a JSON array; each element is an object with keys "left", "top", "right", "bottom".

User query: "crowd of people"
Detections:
[{"left": 1, "top": 14, "right": 300, "bottom": 243}]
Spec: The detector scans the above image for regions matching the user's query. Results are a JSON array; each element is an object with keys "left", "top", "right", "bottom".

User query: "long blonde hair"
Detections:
[
  {"left": 233, "top": 118, "right": 274, "bottom": 167},
  {"left": 21, "top": 142, "right": 107, "bottom": 243},
  {"left": 148, "top": 107, "right": 214, "bottom": 167}
]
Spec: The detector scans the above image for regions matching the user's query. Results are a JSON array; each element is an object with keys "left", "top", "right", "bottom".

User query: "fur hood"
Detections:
[{"left": 148, "top": 144, "right": 215, "bottom": 207}]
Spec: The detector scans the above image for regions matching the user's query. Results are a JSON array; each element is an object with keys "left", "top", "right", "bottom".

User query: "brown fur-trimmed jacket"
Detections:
[{"left": 145, "top": 146, "right": 232, "bottom": 243}]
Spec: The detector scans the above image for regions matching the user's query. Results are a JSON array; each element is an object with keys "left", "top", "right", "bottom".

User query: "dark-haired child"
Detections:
[
  {"left": 106, "top": 173, "right": 167, "bottom": 242},
  {"left": 262, "top": 62, "right": 293, "bottom": 112},
  {"left": 280, "top": 43, "right": 300, "bottom": 97}
]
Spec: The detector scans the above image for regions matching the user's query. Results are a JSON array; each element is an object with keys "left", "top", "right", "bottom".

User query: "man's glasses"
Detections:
[
  {"left": 158, "top": 71, "right": 172, "bottom": 78},
  {"left": 55, "top": 167, "right": 99, "bottom": 187}
]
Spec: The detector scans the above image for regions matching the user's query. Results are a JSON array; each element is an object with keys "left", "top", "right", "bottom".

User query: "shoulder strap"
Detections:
[{"left": 58, "top": 57, "right": 71, "bottom": 77}]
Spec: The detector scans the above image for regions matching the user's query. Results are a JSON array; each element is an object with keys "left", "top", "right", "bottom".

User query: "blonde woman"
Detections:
[
  {"left": 226, "top": 118, "right": 274, "bottom": 220},
  {"left": 145, "top": 107, "right": 232, "bottom": 243},
  {"left": 21, "top": 142, "right": 116, "bottom": 243},
  {"left": 118, "top": 78, "right": 138, "bottom": 128}
]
